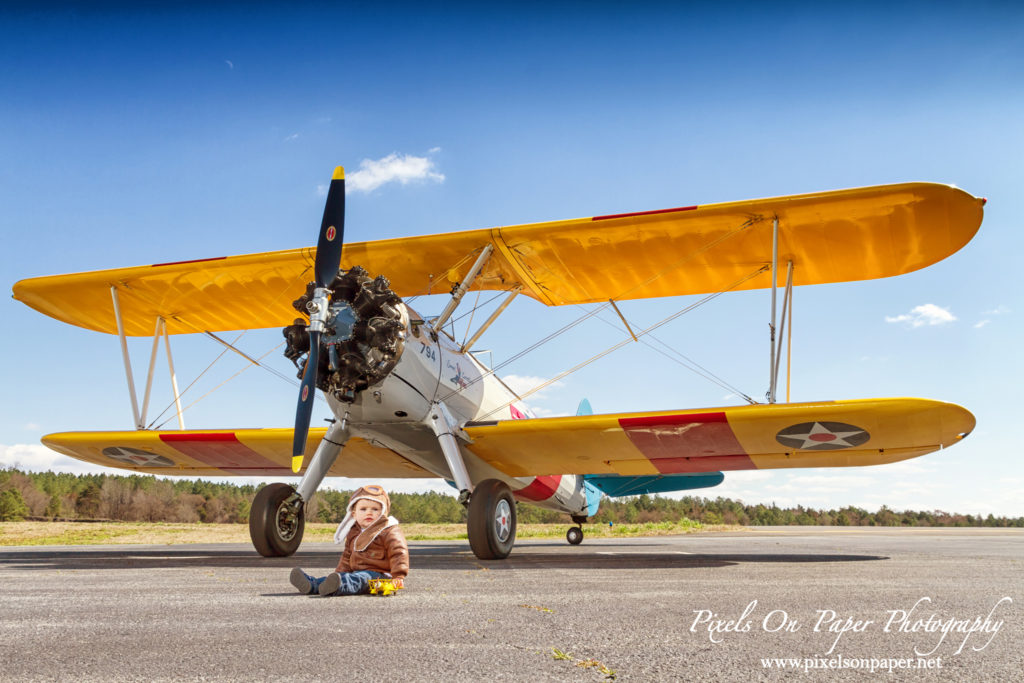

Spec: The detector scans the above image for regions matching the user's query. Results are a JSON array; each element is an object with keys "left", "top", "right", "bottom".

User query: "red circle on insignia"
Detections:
[
  {"left": 810, "top": 434, "right": 836, "bottom": 442},
  {"left": 301, "top": 386, "right": 309, "bottom": 401},
  {"left": 326, "top": 226, "right": 336, "bottom": 241}
]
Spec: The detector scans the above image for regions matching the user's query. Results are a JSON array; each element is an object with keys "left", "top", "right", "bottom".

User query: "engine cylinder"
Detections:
[{"left": 283, "top": 267, "right": 406, "bottom": 401}]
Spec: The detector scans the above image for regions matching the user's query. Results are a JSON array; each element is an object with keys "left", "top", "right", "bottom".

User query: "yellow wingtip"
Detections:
[
  {"left": 291, "top": 455, "right": 303, "bottom": 473},
  {"left": 332, "top": 166, "right": 345, "bottom": 180}
]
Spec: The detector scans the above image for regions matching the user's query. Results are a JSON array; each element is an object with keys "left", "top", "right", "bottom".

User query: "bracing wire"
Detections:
[
  {"left": 435, "top": 300, "right": 615, "bottom": 403},
  {"left": 145, "top": 331, "right": 246, "bottom": 427},
  {"left": 151, "top": 340, "right": 302, "bottom": 429},
  {"left": 438, "top": 215, "right": 765, "bottom": 407},
  {"left": 474, "top": 265, "right": 769, "bottom": 420},
  {"left": 461, "top": 290, "right": 482, "bottom": 346},
  {"left": 580, "top": 306, "right": 757, "bottom": 404},
  {"left": 147, "top": 336, "right": 326, "bottom": 429}
]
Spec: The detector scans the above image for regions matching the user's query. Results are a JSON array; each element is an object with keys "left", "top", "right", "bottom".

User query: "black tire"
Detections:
[
  {"left": 467, "top": 479, "right": 517, "bottom": 560},
  {"left": 249, "top": 483, "right": 304, "bottom": 557},
  {"left": 566, "top": 526, "right": 584, "bottom": 545}
]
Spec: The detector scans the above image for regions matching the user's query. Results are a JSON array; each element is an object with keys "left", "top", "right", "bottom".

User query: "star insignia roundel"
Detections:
[
  {"left": 775, "top": 422, "right": 870, "bottom": 451},
  {"left": 102, "top": 446, "right": 175, "bottom": 467}
]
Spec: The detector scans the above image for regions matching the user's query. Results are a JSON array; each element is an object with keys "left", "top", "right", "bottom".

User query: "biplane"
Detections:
[{"left": 12, "top": 169, "right": 983, "bottom": 560}]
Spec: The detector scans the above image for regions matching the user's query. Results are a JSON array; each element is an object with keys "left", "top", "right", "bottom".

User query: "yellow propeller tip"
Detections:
[
  {"left": 332, "top": 166, "right": 345, "bottom": 180},
  {"left": 291, "top": 455, "right": 304, "bottom": 473}
]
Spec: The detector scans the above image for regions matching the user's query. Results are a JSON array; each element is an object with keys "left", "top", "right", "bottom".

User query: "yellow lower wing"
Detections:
[
  {"left": 463, "top": 398, "right": 974, "bottom": 477},
  {"left": 41, "top": 398, "right": 974, "bottom": 480},
  {"left": 42, "top": 428, "right": 431, "bottom": 478}
]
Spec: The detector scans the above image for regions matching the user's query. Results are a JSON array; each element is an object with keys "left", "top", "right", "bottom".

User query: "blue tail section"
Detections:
[
  {"left": 584, "top": 478, "right": 603, "bottom": 516},
  {"left": 585, "top": 472, "right": 724, "bottom": 500},
  {"left": 577, "top": 400, "right": 599, "bottom": 514}
]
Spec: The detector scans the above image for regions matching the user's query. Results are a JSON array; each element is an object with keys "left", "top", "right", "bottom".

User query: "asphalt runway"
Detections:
[{"left": 1, "top": 527, "right": 1021, "bottom": 681}]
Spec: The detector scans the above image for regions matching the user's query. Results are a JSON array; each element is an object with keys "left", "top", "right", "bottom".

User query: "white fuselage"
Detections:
[{"left": 326, "top": 302, "right": 589, "bottom": 516}]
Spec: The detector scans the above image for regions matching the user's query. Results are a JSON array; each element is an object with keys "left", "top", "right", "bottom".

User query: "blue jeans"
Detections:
[{"left": 300, "top": 569, "right": 388, "bottom": 596}]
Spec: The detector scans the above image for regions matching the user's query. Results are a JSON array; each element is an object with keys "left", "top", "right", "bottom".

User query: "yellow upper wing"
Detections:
[{"left": 13, "top": 182, "right": 983, "bottom": 336}]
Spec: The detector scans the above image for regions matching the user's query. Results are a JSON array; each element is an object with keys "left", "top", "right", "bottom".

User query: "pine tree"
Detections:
[{"left": 0, "top": 488, "right": 30, "bottom": 521}]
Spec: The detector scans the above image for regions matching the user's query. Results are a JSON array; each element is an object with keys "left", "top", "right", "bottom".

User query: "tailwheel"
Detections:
[
  {"left": 566, "top": 525, "right": 584, "bottom": 545},
  {"left": 467, "top": 479, "right": 517, "bottom": 560},
  {"left": 249, "top": 483, "right": 305, "bottom": 557}
]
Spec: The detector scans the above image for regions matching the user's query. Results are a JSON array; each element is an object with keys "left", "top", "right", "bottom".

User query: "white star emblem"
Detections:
[
  {"left": 776, "top": 422, "right": 870, "bottom": 451},
  {"left": 494, "top": 499, "right": 512, "bottom": 542},
  {"left": 102, "top": 446, "right": 175, "bottom": 467}
]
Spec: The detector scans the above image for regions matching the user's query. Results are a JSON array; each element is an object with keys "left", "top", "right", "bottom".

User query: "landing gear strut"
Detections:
[
  {"left": 566, "top": 514, "right": 586, "bottom": 545},
  {"left": 249, "top": 483, "right": 305, "bottom": 557},
  {"left": 467, "top": 479, "right": 517, "bottom": 560},
  {"left": 249, "top": 422, "right": 348, "bottom": 558}
]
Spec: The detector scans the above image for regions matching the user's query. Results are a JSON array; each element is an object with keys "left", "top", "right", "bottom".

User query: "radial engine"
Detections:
[{"left": 282, "top": 266, "right": 407, "bottom": 402}]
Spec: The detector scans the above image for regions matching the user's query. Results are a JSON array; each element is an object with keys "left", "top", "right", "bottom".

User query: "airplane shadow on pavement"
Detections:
[{"left": 0, "top": 541, "right": 888, "bottom": 572}]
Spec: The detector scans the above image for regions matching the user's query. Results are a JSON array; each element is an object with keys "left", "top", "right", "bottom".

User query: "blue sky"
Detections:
[{"left": 2, "top": 2, "right": 1022, "bottom": 516}]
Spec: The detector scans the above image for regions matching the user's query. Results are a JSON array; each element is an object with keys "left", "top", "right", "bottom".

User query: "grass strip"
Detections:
[{"left": 1, "top": 520, "right": 729, "bottom": 546}]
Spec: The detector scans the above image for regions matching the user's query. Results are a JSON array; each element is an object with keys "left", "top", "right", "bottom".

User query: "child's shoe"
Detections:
[
  {"left": 319, "top": 572, "right": 341, "bottom": 596},
  {"left": 290, "top": 567, "right": 312, "bottom": 594}
]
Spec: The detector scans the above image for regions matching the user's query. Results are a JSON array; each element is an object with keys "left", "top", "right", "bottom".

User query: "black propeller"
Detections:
[{"left": 292, "top": 166, "right": 345, "bottom": 472}]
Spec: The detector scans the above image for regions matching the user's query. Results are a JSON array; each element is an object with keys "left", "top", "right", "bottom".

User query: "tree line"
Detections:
[{"left": 1, "top": 468, "right": 1021, "bottom": 527}]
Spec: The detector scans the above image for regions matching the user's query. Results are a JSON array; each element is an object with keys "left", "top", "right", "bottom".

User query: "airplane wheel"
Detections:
[
  {"left": 566, "top": 526, "right": 584, "bottom": 545},
  {"left": 249, "top": 483, "right": 305, "bottom": 557},
  {"left": 467, "top": 479, "right": 517, "bottom": 560}
]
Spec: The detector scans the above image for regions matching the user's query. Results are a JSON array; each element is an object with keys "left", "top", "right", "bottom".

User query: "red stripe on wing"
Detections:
[
  {"left": 160, "top": 432, "right": 290, "bottom": 474},
  {"left": 618, "top": 412, "right": 755, "bottom": 473},
  {"left": 151, "top": 256, "right": 228, "bottom": 267},
  {"left": 592, "top": 206, "right": 698, "bottom": 221}
]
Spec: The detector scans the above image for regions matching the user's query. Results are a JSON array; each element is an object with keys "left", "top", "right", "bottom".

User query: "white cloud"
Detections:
[
  {"left": 284, "top": 133, "right": 299, "bottom": 142},
  {"left": 315, "top": 184, "right": 328, "bottom": 197},
  {"left": 529, "top": 405, "right": 570, "bottom": 418},
  {"left": 975, "top": 305, "right": 1009, "bottom": 329},
  {"left": 501, "top": 374, "right": 562, "bottom": 399},
  {"left": 862, "top": 459, "right": 936, "bottom": 475},
  {"left": 888, "top": 484, "right": 940, "bottom": 498},
  {"left": 786, "top": 474, "right": 876, "bottom": 488},
  {"left": 885, "top": 304, "right": 956, "bottom": 327},
  {"left": 1, "top": 443, "right": 109, "bottom": 476},
  {"left": 765, "top": 482, "right": 846, "bottom": 495},
  {"left": 225, "top": 60, "right": 234, "bottom": 69},
  {"left": 724, "top": 470, "right": 776, "bottom": 483},
  {"left": 499, "top": 374, "right": 568, "bottom": 418},
  {"left": 346, "top": 153, "right": 445, "bottom": 194}
]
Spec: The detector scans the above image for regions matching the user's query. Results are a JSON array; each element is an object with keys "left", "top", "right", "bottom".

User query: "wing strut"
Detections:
[
  {"left": 769, "top": 217, "right": 778, "bottom": 402},
  {"left": 162, "top": 320, "right": 186, "bottom": 429},
  {"left": 771, "top": 261, "right": 794, "bottom": 403},
  {"left": 111, "top": 286, "right": 143, "bottom": 429},
  {"left": 110, "top": 287, "right": 187, "bottom": 430},
  {"left": 461, "top": 286, "right": 522, "bottom": 353},
  {"left": 433, "top": 244, "right": 494, "bottom": 333},
  {"left": 767, "top": 216, "right": 795, "bottom": 404}
]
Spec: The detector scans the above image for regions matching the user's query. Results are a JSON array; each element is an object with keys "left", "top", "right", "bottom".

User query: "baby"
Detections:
[{"left": 290, "top": 484, "right": 409, "bottom": 596}]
